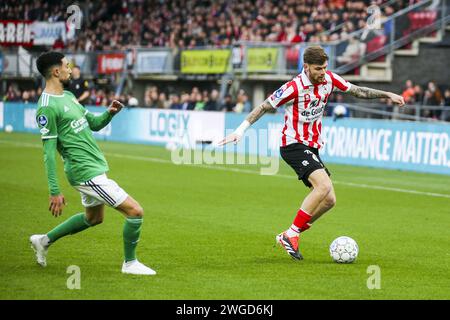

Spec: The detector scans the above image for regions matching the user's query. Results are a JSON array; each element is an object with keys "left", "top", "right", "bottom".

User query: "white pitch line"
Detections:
[{"left": 1, "top": 139, "right": 449, "bottom": 199}]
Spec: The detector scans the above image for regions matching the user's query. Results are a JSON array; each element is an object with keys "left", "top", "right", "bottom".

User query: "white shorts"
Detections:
[{"left": 74, "top": 174, "right": 128, "bottom": 208}]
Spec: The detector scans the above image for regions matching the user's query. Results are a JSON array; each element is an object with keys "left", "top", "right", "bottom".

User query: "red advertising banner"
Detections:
[
  {"left": 97, "top": 53, "right": 126, "bottom": 74},
  {"left": 0, "top": 21, "right": 33, "bottom": 46}
]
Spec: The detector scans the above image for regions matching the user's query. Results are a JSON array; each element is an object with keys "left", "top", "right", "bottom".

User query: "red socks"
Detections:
[{"left": 293, "top": 209, "right": 312, "bottom": 232}]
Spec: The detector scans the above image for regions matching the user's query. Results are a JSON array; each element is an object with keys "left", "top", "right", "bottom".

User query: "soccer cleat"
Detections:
[
  {"left": 276, "top": 232, "right": 303, "bottom": 260},
  {"left": 29, "top": 235, "right": 49, "bottom": 267},
  {"left": 122, "top": 260, "right": 156, "bottom": 275}
]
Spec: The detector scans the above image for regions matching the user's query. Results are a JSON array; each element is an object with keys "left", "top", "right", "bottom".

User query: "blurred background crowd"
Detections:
[{"left": 1, "top": 0, "right": 419, "bottom": 50}]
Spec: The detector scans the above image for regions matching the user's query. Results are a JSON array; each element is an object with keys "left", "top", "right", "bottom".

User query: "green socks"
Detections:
[
  {"left": 47, "top": 212, "right": 92, "bottom": 243},
  {"left": 123, "top": 217, "right": 143, "bottom": 262},
  {"left": 45, "top": 213, "right": 143, "bottom": 263}
]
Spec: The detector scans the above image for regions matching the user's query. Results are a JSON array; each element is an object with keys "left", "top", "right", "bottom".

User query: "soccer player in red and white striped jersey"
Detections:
[{"left": 219, "top": 46, "right": 405, "bottom": 260}]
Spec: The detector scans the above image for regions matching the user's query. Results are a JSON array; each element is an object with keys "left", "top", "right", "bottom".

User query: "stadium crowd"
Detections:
[
  {"left": 4, "top": 80, "right": 449, "bottom": 120},
  {"left": 1, "top": 0, "right": 419, "bottom": 50}
]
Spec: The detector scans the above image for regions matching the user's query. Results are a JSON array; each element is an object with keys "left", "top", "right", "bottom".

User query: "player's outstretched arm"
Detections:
[
  {"left": 217, "top": 99, "right": 273, "bottom": 146},
  {"left": 42, "top": 139, "right": 65, "bottom": 217},
  {"left": 347, "top": 85, "right": 405, "bottom": 106},
  {"left": 85, "top": 100, "right": 124, "bottom": 131}
]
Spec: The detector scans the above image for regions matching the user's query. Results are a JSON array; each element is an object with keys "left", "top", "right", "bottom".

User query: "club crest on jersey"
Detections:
[
  {"left": 274, "top": 87, "right": 285, "bottom": 98},
  {"left": 37, "top": 115, "right": 48, "bottom": 127}
]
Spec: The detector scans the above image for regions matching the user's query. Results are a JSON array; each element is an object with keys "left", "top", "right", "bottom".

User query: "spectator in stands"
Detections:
[
  {"left": 402, "top": 80, "right": 416, "bottom": 104},
  {"left": 94, "top": 89, "right": 107, "bottom": 106},
  {"left": 423, "top": 81, "right": 443, "bottom": 106},
  {"left": 220, "top": 94, "right": 234, "bottom": 112},
  {"left": 169, "top": 94, "right": 182, "bottom": 110},
  {"left": 157, "top": 92, "right": 170, "bottom": 109},
  {"left": 52, "top": 36, "right": 65, "bottom": 50},
  {"left": 3, "top": 85, "right": 19, "bottom": 102},
  {"left": 194, "top": 92, "right": 205, "bottom": 111},
  {"left": 67, "top": 66, "right": 90, "bottom": 104},
  {"left": 233, "top": 90, "right": 252, "bottom": 113},
  {"left": 444, "top": 89, "right": 450, "bottom": 106},
  {"left": 442, "top": 89, "right": 450, "bottom": 121},
  {"left": 204, "top": 89, "right": 219, "bottom": 111},
  {"left": 144, "top": 86, "right": 159, "bottom": 108},
  {"left": 336, "top": 35, "right": 366, "bottom": 65},
  {"left": 413, "top": 84, "right": 424, "bottom": 104},
  {"left": 21, "top": 91, "right": 32, "bottom": 104},
  {"left": 423, "top": 81, "right": 443, "bottom": 119},
  {"left": 180, "top": 92, "right": 194, "bottom": 111},
  {"left": 127, "top": 95, "right": 139, "bottom": 107}
]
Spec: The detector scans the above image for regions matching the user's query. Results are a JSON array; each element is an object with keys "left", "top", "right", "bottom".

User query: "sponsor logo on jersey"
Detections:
[
  {"left": 309, "top": 100, "right": 319, "bottom": 109},
  {"left": 64, "top": 105, "right": 70, "bottom": 112},
  {"left": 71, "top": 117, "right": 88, "bottom": 133},
  {"left": 304, "top": 150, "right": 313, "bottom": 155},
  {"left": 312, "top": 154, "right": 320, "bottom": 163},
  {"left": 37, "top": 115, "right": 48, "bottom": 127},
  {"left": 301, "top": 106, "right": 324, "bottom": 117},
  {"left": 302, "top": 160, "right": 309, "bottom": 166}
]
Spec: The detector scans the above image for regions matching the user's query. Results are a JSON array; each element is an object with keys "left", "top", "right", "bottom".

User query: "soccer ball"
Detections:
[
  {"left": 329, "top": 236, "right": 359, "bottom": 263},
  {"left": 4, "top": 124, "right": 14, "bottom": 133}
]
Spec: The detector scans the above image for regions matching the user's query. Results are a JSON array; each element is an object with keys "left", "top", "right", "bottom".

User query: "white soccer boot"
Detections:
[
  {"left": 30, "top": 234, "right": 49, "bottom": 267},
  {"left": 121, "top": 260, "right": 156, "bottom": 275}
]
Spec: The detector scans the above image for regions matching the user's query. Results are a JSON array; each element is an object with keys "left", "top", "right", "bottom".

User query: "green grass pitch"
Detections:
[{"left": 0, "top": 132, "right": 449, "bottom": 299}]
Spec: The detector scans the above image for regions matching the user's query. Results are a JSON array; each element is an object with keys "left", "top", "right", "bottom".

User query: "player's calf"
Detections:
[{"left": 321, "top": 191, "right": 336, "bottom": 211}]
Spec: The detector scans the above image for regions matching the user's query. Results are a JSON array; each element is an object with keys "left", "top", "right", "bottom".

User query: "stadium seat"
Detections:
[{"left": 366, "top": 35, "right": 387, "bottom": 62}]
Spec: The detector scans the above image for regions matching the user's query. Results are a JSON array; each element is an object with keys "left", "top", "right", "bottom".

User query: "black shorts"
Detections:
[{"left": 280, "top": 143, "right": 331, "bottom": 188}]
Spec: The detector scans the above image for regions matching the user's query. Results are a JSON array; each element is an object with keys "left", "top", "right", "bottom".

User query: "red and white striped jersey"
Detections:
[{"left": 268, "top": 70, "right": 352, "bottom": 149}]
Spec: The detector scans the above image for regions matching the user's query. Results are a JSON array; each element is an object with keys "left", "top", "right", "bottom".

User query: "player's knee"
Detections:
[
  {"left": 128, "top": 204, "right": 144, "bottom": 218},
  {"left": 315, "top": 182, "right": 332, "bottom": 198},
  {"left": 87, "top": 215, "right": 103, "bottom": 226}
]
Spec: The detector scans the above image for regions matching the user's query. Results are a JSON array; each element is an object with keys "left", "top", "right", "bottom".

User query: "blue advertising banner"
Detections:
[
  {"left": 1, "top": 103, "right": 224, "bottom": 147},
  {"left": 225, "top": 113, "right": 450, "bottom": 175}
]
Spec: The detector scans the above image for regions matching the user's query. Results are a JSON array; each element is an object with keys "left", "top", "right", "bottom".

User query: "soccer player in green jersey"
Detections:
[{"left": 30, "top": 52, "right": 156, "bottom": 275}]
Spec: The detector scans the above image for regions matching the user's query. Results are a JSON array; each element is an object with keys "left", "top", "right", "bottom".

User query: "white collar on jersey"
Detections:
[{"left": 300, "top": 70, "right": 313, "bottom": 87}]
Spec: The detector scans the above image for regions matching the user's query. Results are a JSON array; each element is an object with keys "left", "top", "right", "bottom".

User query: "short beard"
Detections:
[{"left": 61, "top": 78, "right": 71, "bottom": 87}]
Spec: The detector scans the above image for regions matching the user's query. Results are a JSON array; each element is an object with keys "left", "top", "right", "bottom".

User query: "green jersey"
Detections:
[{"left": 36, "top": 90, "right": 113, "bottom": 195}]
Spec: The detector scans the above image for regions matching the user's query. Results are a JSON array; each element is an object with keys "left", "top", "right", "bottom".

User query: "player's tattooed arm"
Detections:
[
  {"left": 246, "top": 99, "right": 273, "bottom": 124},
  {"left": 348, "top": 85, "right": 405, "bottom": 106},
  {"left": 348, "top": 85, "right": 388, "bottom": 99}
]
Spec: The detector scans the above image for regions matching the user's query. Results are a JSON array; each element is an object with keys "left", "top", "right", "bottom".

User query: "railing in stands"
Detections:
[{"left": 334, "top": 0, "right": 449, "bottom": 74}]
